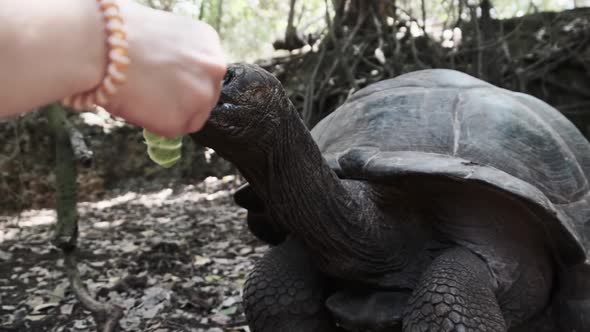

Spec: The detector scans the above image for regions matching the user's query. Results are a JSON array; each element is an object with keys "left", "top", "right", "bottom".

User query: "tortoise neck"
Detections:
[
  {"left": 240, "top": 107, "right": 399, "bottom": 280},
  {"left": 242, "top": 106, "right": 345, "bottom": 213}
]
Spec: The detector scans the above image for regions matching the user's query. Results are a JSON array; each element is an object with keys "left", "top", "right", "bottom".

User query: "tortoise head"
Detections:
[{"left": 193, "top": 64, "right": 294, "bottom": 156}]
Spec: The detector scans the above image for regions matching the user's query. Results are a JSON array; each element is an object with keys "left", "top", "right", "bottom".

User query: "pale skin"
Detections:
[{"left": 0, "top": 0, "right": 227, "bottom": 137}]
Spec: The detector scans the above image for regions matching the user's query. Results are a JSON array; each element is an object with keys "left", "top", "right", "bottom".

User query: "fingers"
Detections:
[
  {"left": 185, "top": 67, "right": 226, "bottom": 134},
  {"left": 101, "top": 1, "right": 227, "bottom": 137}
]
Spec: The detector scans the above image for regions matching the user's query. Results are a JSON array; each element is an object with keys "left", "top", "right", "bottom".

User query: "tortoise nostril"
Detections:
[
  {"left": 223, "top": 67, "right": 237, "bottom": 87},
  {"left": 217, "top": 68, "right": 238, "bottom": 106}
]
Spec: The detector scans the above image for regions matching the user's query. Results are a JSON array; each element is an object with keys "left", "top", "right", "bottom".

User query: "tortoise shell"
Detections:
[{"left": 311, "top": 69, "right": 590, "bottom": 266}]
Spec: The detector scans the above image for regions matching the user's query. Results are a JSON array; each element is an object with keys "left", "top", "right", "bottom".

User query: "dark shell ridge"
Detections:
[{"left": 311, "top": 69, "right": 590, "bottom": 265}]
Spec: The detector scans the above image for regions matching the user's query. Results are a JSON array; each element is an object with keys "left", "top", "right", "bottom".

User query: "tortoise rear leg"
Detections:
[
  {"left": 555, "top": 264, "right": 590, "bottom": 331},
  {"left": 403, "top": 248, "right": 507, "bottom": 332},
  {"left": 243, "top": 237, "right": 341, "bottom": 332}
]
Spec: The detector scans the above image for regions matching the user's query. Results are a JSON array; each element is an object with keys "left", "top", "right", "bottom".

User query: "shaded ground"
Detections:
[{"left": 0, "top": 177, "right": 262, "bottom": 332}]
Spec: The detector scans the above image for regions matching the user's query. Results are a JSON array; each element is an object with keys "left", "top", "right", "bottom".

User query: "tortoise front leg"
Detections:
[
  {"left": 403, "top": 248, "right": 507, "bottom": 332},
  {"left": 243, "top": 237, "right": 342, "bottom": 332}
]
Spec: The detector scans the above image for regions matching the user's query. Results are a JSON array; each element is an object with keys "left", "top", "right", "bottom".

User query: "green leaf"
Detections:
[
  {"left": 143, "top": 129, "right": 183, "bottom": 168},
  {"left": 220, "top": 306, "right": 238, "bottom": 315}
]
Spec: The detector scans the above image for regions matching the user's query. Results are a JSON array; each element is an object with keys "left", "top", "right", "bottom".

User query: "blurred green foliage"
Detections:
[
  {"left": 137, "top": 0, "right": 577, "bottom": 61},
  {"left": 136, "top": 0, "right": 327, "bottom": 61}
]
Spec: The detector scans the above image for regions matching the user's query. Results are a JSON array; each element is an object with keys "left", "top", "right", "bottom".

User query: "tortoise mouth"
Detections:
[
  {"left": 198, "top": 63, "right": 292, "bottom": 152},
  {"left": 208, "top": 64, "right": 283, "bottom": 140},
  {"left": 214, "top": 65, "right": 239, "bottom": 109},
  {"left": 207, "top": 66, "right": 252, "bottom": 136}
]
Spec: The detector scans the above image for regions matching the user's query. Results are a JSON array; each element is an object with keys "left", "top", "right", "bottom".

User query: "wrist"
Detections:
[
  {"left": 0, "top": 0, "right": 110, "bottom": 115},
  {"left": 19, "top": 0, "right": 109, "bottom": 95},
  {"left": 72, "top": 0, "right": 109, "bottom": 93},
  {"left": 63, "top": 0, "right": 133, "bottom": 109}
]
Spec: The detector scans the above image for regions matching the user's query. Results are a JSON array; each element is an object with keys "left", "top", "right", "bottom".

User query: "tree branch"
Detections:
[
  {"left": 65, "top": 250, "right": 124, "bottom": 332},
  {"left": 46, "top": 103, "right": 123, "bottom": 331}
]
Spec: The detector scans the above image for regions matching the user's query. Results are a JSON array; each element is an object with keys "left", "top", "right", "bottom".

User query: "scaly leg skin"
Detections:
[
  {"left": 556, "top": 264, "right": 590, "bottom": 331},
  {"left": 243, "top": 237, "right": 342, "bottom": 332},
  {"left": 403, "top": 248, "right": 507, "bottom": 332}
]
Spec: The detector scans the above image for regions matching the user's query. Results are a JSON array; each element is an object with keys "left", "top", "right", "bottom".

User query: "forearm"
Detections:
[{"left": 0, "top": 0, "right": 106, "bottom": 117}]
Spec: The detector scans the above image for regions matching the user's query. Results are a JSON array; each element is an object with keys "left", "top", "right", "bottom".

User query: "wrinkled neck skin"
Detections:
[{"left": 233, "top": 104, "right": 408, "bottom": 281}]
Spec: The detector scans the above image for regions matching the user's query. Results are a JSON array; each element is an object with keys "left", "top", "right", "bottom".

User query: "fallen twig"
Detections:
[{"left": 64, "top": 250, "right": 124, "bottom": 332}]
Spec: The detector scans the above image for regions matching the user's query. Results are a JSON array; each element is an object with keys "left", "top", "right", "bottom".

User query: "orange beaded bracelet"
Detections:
[{"left": 62, "top": 0, "right": 130, "bottom": 110}]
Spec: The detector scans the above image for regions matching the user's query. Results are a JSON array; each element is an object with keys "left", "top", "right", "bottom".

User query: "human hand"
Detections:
[{"left": 104, "top": 0, "right": 227, "bottom": 137}]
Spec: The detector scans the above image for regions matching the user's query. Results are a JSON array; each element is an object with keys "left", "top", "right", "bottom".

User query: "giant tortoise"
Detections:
[{"left": 192, "top": 64, "right": 590, "bottom": 332}]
